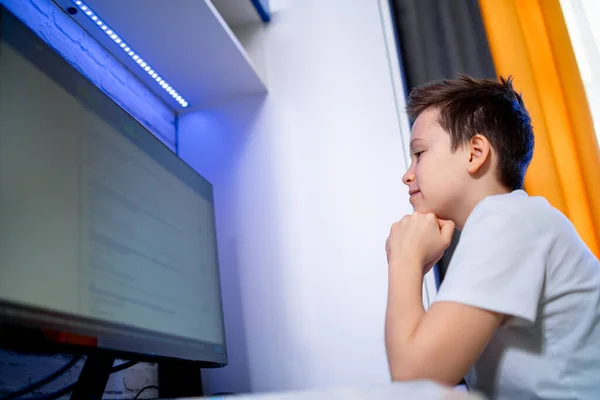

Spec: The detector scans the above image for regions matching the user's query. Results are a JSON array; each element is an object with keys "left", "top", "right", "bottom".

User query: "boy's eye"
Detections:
[{"left": 414, "top": 151, "right": 424, "bottom": 159}]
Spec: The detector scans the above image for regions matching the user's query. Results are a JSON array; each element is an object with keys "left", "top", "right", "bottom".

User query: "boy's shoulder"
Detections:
[
  {"left": 466, "top": 190, "right": 594, "bottom": 265},
  {"left": 470, "top": 189, "right": 567, "bottom": 235}
]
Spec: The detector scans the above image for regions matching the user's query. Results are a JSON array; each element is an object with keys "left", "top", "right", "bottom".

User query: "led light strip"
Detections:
[{"left": 73, "top": 0, "right": 188, "bottom": 108}]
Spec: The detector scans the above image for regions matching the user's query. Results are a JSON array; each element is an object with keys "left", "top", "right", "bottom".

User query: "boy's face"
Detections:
[{"left": 403, "top": 108, "right": 469, "bottom": 221}]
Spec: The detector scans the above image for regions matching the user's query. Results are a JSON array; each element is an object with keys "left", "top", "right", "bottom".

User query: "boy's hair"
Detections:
[{"left": 406, "top": 75, "right": 534, "bottom": 190}]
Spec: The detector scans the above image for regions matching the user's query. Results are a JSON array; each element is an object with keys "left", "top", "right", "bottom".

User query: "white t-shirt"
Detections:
[{"left": 435, "top": 190, "right": 600, "bottom": 400}]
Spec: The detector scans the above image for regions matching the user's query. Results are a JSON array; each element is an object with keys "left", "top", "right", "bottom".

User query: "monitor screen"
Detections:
[{"left": 0, "top": 6, "right": 226, "bottom": 365}]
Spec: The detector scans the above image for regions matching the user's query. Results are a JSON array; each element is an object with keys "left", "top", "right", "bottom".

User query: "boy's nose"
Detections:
[{"left": 402, "top": 169, "right": 415, "bottom": 186}]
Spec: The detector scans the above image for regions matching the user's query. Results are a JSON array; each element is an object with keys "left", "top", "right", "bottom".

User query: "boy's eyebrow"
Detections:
[{"left": 410, "top": 138, "right": 424, "bottom": 152}]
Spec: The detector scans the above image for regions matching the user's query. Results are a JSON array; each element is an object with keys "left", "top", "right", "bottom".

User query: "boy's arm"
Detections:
[
  {"left": 385, "top": 206, "right": 545, "bottom": 385},
  {"left": 385, "top": 259, "right": 504, "bottom": 385}
]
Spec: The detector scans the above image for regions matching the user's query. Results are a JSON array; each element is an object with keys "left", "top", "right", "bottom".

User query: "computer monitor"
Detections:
[{"left": 0, "top": 4, "right": 227, "bottom": 368}]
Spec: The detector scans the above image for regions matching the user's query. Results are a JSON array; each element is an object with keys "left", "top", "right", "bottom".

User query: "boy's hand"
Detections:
[{"left": 386, "top": 212, "right": 455, "bottom": 270}]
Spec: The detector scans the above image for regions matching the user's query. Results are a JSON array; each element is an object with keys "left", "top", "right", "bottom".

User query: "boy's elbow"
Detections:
[
  {"left": 388, "top": 353, "right": 420, "bottom": 382},
  {"left": 387, "top": 345, "right": 429, "bottom": 382},
  {"left": 386, "top": 343, "right": 462, "bottom": 385},
  {"left": 389, "top": 361, "right": 421, "bottom": 382},
  {"left": 389, "top": 359, "right": 459, "bottom": 386},
  {"left": 391, "top": 369, "right": 416, "bottom": 382}
]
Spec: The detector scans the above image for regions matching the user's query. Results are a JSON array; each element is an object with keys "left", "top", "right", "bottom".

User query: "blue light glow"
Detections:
[{"left": 71, "top": 0, "right": 188, "bottom": 107}]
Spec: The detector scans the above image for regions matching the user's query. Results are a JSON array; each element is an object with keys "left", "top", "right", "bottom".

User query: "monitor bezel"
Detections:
[{"left": 0, "top": 4, "right": 227, "bottom": 367}]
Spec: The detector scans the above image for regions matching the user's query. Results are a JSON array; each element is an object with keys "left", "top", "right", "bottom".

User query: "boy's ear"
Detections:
[{"left": 466, "top": 134, "right": 491, "bottom": 174}]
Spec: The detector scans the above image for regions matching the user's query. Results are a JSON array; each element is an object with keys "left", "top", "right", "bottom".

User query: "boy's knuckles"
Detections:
[{"left": 424, "top": 213, "right": 436, "bottom": 221}]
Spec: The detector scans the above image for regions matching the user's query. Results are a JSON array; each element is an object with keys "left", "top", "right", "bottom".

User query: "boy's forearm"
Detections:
[{"left": 385, "top": 258, "right": 426, "bottom": 379}]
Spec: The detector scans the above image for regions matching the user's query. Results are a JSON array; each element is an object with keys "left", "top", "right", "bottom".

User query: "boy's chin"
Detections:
[
  {"left": 411, "top": 196, "right": 446, "bottom": 217},
  {"left": 412, "top": 202, "right": 433, "bottom": 214},
  {"left": 412, "top": 203, "right": 444, "bottom": 218}
]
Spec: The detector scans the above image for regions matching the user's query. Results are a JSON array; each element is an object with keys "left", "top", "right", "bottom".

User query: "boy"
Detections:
[{"left": 385, "top": 76, "right": 600, "bottom": 399}]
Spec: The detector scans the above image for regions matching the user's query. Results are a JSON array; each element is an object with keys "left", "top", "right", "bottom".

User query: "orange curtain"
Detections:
[{"left": 478, "top": 0, "right": 600, "bottom": 258}]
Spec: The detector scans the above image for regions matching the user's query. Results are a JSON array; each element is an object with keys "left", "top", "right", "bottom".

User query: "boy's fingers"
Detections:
[{"left": 438, "top": 219, "right": 456, "bottom": 243}]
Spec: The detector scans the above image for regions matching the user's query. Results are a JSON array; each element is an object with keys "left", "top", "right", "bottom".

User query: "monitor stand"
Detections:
[
  {"left": 71, "top": 354, "right": 114, "bottom": 400},
  {"left": 70, "top": 356, "right": 205, "bottom": 399},
  {"left": 158, "top": 358, "right": 204, "bottom": 397},
  {"left": 0, "top": 322, "right": 204, "bottom": 398}
]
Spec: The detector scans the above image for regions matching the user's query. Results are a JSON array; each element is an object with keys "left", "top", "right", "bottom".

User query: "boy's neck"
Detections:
[{"left": 453, "top": 184, "right": 512, "bottom": 231}]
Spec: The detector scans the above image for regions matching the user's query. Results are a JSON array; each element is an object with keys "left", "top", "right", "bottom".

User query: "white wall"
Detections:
[{"left": 178, "top": 0, "right": 414, "bottom": 394}]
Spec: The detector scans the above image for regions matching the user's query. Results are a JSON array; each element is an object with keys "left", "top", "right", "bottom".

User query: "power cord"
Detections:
[
  {"left": 1, "top": 358, "right": 139, "bottom": 400},
  {"left": 36, "top": 360, "right": 140, "bottom": 400},
  {"left": 34, "top": 382, "right": 76, "bottom": 400},
  {"left": 0, "top": 355, "right": 83, "bottom": 400},
  {"left": 133, "top": 385, "right": 159, "bottom": 399}
]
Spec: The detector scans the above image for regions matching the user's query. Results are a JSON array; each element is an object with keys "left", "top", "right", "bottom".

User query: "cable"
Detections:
[
  {"left": 133, "top": 385, "right": 159, "bottom": 399},
  {"left": 38, "top": 360, "right": 139, "bottom": 399},
  {"left": 36, "top": 382, "right": 76, "bottom": 400},
  {"left": 0, "top": 355, "right": 83, "bottom": 400},
  {"left": 12, "top": 359, "right": 140, "bottom": 400}
]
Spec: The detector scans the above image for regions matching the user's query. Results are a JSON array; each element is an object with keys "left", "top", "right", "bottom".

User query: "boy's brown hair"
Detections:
[{"left": 406, "top": 75, "right": 534, "bottom": 190}]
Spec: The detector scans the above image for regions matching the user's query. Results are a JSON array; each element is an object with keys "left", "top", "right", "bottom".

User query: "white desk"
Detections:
[{"left": 188, "top": 381, "right": 486, "bottom": 399}]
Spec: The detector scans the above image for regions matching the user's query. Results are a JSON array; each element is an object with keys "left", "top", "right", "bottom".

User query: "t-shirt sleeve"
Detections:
[{"left": 434, "top": 201, "right": 546, "bottom": 324}]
